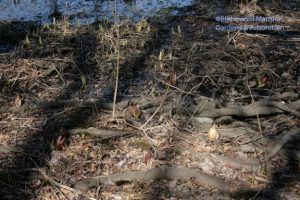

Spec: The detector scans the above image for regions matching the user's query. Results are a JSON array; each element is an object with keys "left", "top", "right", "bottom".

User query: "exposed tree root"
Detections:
[
  {"left": 67, "top": 128, "right": 133, "bottom": 138},
  {"left": 216, "top": 127, "right": 256, "bottom": 138},
  {"left": 31, "top": 97, "right": 160, "bottom": 111},
  {"left": 184, "top": 100, "right": 300, "bottom": 118},
  {"left": 267, "top": 128, "right": 300, "bottom": 159},
  {"left": 31, "top": 99, "right": 129, "bottom": 110},
  {"left": 75, "top": 166, "right": 230, "bottom": 191},
  {"left": 218, "top": 127, "right": 300, "bottom": 160},
  {"left": 32, "top": 98, "right": 300, "bottom": 119},
  {"left": 145, "top": 99, "right": 300, "bottom": 118}
]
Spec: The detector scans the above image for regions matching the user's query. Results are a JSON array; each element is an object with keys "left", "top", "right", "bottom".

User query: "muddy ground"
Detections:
[{"left": 0, "top": 0, "right": 300, "bottom": 199}]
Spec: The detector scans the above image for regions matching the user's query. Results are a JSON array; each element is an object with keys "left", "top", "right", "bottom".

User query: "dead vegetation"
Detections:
[{"left": 0, "top": 0, "right": 300, "bottom": 199}]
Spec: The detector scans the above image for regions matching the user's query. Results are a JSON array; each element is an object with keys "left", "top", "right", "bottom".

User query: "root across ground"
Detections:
[{"left": 0, "top": 1, "right": 300, "bottom": 199}]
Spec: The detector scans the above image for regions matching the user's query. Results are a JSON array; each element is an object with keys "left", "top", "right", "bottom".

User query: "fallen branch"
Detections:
[{"left": 75, "top": 166, "right": 230, "bottom": 191}]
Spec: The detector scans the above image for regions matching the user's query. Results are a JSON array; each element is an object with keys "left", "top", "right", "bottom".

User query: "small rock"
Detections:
[{"left": 192, "top": 117, "right": 214, "bottom": 131}]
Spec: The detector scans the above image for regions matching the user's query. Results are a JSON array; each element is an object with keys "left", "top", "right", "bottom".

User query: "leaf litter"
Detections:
[{"left": 0, "top": 0, "right": 300, "bottom": 199}]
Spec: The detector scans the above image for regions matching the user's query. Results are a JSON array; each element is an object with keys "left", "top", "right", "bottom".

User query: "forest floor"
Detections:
[{"left": 0, "top": 0, "right": 300, "bottom": 199}]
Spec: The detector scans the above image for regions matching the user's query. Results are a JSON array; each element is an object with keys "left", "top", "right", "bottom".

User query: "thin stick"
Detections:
[
  {"left": 30, "top": 159, "right": 96, "bottom": 200},
  {"left": 246, "top": 64, "right": 268, "bottom": 166},
  {"left": 113, "top": 25, "right": 120, "bottom": 118}
]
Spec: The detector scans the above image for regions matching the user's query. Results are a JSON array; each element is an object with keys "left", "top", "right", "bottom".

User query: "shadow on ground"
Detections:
[{"left": 0, "top": 0, "right": 299, "bottom": 199}]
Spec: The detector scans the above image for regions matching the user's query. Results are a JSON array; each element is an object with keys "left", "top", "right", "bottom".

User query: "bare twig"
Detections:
[
  {"left": 113, "top": 24, "right": 120, "bottom": 118},
  {"left": 39, "top": 168, "right": 96, "bottom": 200}
]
